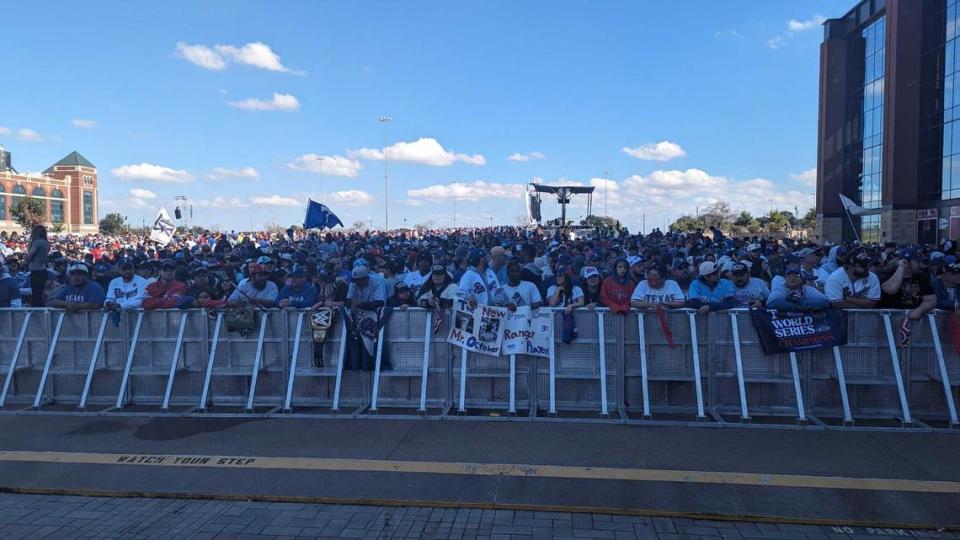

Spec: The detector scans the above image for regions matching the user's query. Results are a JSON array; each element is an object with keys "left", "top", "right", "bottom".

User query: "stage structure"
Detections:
[{"left": 525, "top": 183, "right": 594, "bottom": 227}]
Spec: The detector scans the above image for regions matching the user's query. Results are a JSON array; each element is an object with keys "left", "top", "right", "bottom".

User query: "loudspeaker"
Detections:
[{"left": 174, "top": 207, "right": 182, "bottom": 219}]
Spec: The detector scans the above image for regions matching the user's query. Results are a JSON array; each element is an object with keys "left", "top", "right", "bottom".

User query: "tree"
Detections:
[
  {"left": 669, "top": 215, "right": 707, "bottom": 233},
  {"left": 799, "top": 207, "right": 816, "bottom": 230},
  {"left": 701, "top": 200, "right": 734, "bottom": 229},
  {"left": 99, "top": 213, "right": 127, "bottom": 235},
  {"left": 581, "top": 214, "right": 622, "bottom": 231},
  {"left": 351, "top": 220, "right": 368, "bottom": 231},
  {"left": 49, "top": 221, "right": 65, "bottom": 234},
  {"left": 11, "top": 196, "right": 46, "bottom": 230}
]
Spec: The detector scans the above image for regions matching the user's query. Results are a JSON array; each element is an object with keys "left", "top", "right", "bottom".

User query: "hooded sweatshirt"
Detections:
[{"left": 600, "top": 259, "right": 634, "bottom": 313}]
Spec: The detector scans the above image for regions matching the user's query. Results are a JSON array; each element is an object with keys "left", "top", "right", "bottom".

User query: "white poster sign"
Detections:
[
  {"left": 446, "top": 300, "right": 508, "bottom": 357},
  {"left": 502, "top": 307, "right": 553, "bottom": 358}
]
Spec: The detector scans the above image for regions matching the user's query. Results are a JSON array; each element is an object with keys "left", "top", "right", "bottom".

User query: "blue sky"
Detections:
[{"left": 0, "top": 1, "right": 841, "bottom": 232}]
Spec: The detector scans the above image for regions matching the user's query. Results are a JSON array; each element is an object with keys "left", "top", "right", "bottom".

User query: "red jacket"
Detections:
[
  {"left": 600, "top": 277, "right": 635, "bottom": 314},
  {"left": 142, "top": 280, "right": 187, "bottom": 310}
]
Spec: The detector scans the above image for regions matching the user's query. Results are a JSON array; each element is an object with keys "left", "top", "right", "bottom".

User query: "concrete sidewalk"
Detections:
[{"left": 0, "top": 415, "right": 957, "bottom": 529}]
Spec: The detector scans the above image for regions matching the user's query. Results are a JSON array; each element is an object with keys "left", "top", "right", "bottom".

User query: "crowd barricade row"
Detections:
[{"left": 0, "top": 307, "right": 956, "bottom": 428}]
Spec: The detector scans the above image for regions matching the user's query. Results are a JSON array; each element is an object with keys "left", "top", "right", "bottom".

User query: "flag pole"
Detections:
[{"left": 838, "top": 194, "right": 862, "bottom": 243}]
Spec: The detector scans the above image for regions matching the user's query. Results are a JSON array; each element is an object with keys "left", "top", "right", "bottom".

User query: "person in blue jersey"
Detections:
[
  {"left": 687, "top": 261, "right": 735, "bottom": 315},
  {"left": 278, "top": 266, "right": 318, "bottom": 309}
]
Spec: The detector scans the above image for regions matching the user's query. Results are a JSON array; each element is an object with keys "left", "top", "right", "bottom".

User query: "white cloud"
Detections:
[
  {"left": 228, "top": 92, "right": 300, "bottom": 112},
  {"left": 769, "top": 15, "right": 826, "bottom": 50},
  {"left": 622, "top": 141, "right": 687, "bottom": 161},
  {"left": 206, "top": 166, "right": 259, "bottom": 180},
  {"left": 329, "top": 190, "right": 374, "bottom": 207},
  {"left": 287, "top": 154, "right": 362, "bottom": 178},
  {"left": 788, "top": 15, "right": 827, "bottom": 32},
  {"left": 198, "top": 196, "right": 249, "bottom": 208},
  {"left": 619, "top": 168, "right": 814, "bottom": 224},
  {"left": 175, "top": 42, "right": 227, "bottom": 70},
  {"left": 129, "top": 188, "right": 157, "bottom": 200},
  {"left": 407, "top": 181, "right": 525, "bottom": 202},
  {"left": 790, "top": 167, "right": 817, "bottom": 187},
  {"left": 17, "top": 128, "right": 45, "bottom": 142},
  {"left": 112, "top": 163, "right": 194, "bottom": 183},
  {"left": 507, "top": 151, "right": 546, "bottom": 162},
  {"left": 714, "top": 29, "right": 744, "bottom": 39},
  {"left": 250, "top": 195, "right": 300, "bottom": 207},
  {"left": 0, "top": 127, "right": 10, "bottom": 135},
  {"left": 175, "top": 41, "right": 301, "bottom": 74},
  {"left": 400, "top": 199, "right": 423, "bottom": 207},
  {"left": 349, "top": 137, "right": 485, "bottom": 167},
  {"left": 72, "top": 119, "right": 97, "bottom": 129}
]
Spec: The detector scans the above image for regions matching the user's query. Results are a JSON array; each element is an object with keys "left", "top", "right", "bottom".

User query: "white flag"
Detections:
[
  {"left": 149, "top": 207, "right": 176, "bottom": 245},
  {"left": 838, "top": 194, "right": 867, "bottom": 216}
]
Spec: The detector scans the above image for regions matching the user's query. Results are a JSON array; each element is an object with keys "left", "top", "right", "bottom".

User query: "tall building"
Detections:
[
  {"left": 817, "top": 0, "right": 960, "bottom": 244},
  {"left": 0, "top": 146, "right": 99, "bottom": 234}
]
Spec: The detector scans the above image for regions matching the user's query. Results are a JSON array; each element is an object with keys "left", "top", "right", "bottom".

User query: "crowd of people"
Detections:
[{"left": 0, "top": 224, "right": 957, "bottom": 336}]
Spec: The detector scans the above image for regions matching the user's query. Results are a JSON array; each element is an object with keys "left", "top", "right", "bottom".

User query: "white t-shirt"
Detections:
[
  {"left": 631, "top": 280, "right": 685, "bottom": 304},
  {"left": 403, "top": 270, "right": 431, "bottom": 290},
  {"left": 501, "top": 280, "right": 543, "bottom": 307},
  {"left": 824, "top": 267, "right": 881, "bottom": 302},
  {"left": 546, "top": 285, "right": 584, "bottom": 306},
  {"left": 105, "top": 275, "right": 151, "bottom": 310}
]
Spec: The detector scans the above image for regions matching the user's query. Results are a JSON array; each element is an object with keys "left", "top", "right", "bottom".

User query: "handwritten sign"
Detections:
[
  {"left": 447, "top": 300, "right": 508, "bottom": 356},
  {"left": 502, "top": 307, "right": 553, "bottom": 358}
]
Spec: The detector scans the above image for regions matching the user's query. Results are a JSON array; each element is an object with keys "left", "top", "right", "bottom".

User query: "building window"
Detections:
[
  {"left": 32, "top": 186, "right": 45, "bottom": 197},
  {"left": 944, "top": 0, "right": 960, "bottom": 199},
  {"left": 12, "top": 184, "right": 26, "bottom": 195},
  {"left": 861, "top": 214, "right": 881, "bottom": 244},
  {"left": 0, "top": 185, "right": 5, "bottom": 220},
  {"left": 83, "top": 191, "right": 93, "bottom": 225},
  {"left": 51, "top": 200, "right": 64, "bottom": 224},
  {"left": 51, "top": 189, "right": 63, "bottom": 199},
  {"left": 859, "top": 16, "right": 885, "bottom": 213}
]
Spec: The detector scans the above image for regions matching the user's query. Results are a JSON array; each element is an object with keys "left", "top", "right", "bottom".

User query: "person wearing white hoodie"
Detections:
[{"left": 104, "top": 259, "right": 150, "bottom": 312}]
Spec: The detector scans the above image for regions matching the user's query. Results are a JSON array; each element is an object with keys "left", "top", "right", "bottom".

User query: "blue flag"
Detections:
[{"left": 303, "top": 199, "right": 344, "bottom": 230}]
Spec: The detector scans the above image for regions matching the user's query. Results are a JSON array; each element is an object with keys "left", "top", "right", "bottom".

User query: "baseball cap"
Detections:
[
  {"left": 627, "top": 255, "right": 643, "bottom": 267},
  {"left": 68, "top": 263, "right": 90, "bottom": 274},
  {"left": 850, "top": 251, "right": 871, "bottom": 266},
  {"left": 785, "top": 266, "right": 802, "bottom": 275},
  {"left": 257, "top": 256, "right": 272, "bottom": 265},
  {"left": 797, "top": 247, "right": 821, "bottom": 257},
  {"left": 783, "top": 253, "right": 801, "bottom": 265},
  {"left": 160, "top": 260, "right": 176, "bottom": 270},
  {"left": 395, "top": 282, "right": 411, "bottom": 292},
  {"left": 118, "top": 258, "right": 134, "bottom": 269},
  {"left": 290, "top": 266, "right": 306, "bottom": 278},
  {"left": 747, "top": 243, "right": 762, "bottom": 252},
  {"left": 581, "top": 266, "right": 601, "bottom": 279},
  {"left": 249, "top": 264, "right": 269, "bottom": 274},
  {"left": 352, "top": 266, "right": 370, "bottom": 280},
  {"left": 431, "top": 264, "right": 447, "bottom": 275},
  {"left": 901, "top": 249, "right": 923, "bottom": 261},
  {"left": 730, "top": 261, "right": 751, "bottom": 274},
  {"left": 467, "top": 248, "right": 487, "bottom": 266},
  {"left": 698, "top": 261, "right": 719, "bottom": 276}
]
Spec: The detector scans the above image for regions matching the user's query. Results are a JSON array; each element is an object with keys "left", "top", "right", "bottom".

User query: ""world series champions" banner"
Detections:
[{"left": 749, "top": 309, "right": 848, "bottom": 355}]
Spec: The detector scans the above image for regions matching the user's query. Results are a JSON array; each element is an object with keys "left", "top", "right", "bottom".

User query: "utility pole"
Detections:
[{"left": 379, "top": 115, "right": 391, "bottom": 230}]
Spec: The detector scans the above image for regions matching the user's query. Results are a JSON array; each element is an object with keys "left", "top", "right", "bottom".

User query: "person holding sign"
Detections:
[
  {"left": 501, "top": 260, "right": 543, "bottom": 309},
  {"left": 631, "top": 266, "right": 685, "bottom": 310}
]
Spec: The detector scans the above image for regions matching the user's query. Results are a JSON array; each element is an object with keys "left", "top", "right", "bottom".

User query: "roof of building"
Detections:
[{"left": 43, "top": 151, "right": 95, "bottom": 173}]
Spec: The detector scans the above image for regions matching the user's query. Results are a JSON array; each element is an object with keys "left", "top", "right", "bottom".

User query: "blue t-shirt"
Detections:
[
  {"left": 53, "top": 281, "right": 106, "bottom": 305},
  {"left": 277, "top": 283, "right": 319, "bottom": 309},
  {"left": 0, "top": 277, "right": 21, "bottom": 307},
  {"left": 688, "top": 278, "right": 735, "bottom": 305}
]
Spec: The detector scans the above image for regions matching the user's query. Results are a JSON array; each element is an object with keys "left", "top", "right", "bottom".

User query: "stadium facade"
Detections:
[
  {"left": 817, "top": 0, "right": 960, "bottom": 244},
  {"left": 0, "top": 146, "right": 99, "bottom": 234}
]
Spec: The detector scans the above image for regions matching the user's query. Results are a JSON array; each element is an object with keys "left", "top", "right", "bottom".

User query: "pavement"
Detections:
[{"left": 0, "top": 414, "right": 957, "bottom": 531}]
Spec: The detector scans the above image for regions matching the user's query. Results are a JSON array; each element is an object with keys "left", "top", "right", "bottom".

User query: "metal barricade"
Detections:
[{"left": 0, "top": 309, "right": 49, "bottom": 407}]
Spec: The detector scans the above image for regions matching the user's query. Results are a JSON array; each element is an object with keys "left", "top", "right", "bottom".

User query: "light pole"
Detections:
[
  {"left": 379, "top": 115, "right": 391, "bottom": 230},
  {"left": 603, "top": 170, "right": 609, "bottom": 218}
]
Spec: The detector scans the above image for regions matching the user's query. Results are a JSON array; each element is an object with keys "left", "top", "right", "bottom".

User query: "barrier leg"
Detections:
[
  {"left": 729, "top": 312, "right": 750, "bottom": 422},
  {"left": 0, "top": 312, "right": 31, "bottom": 408},
  {"left": 245, "top": 313, "right": 269, "bottom": 412},
  {"left": 927, "top": 314, "right": 959, "bottom": 427},
  {"left": 79, "top": 313, "right": 109, "bottom": 411},
  {"left": 370, "top": 327, "right": 386, "bottom": 413},
  {"left": 161, "top": 312, "right": 189, "bottom": 411},
  {"left": 833, "top": 346, "right": 854, "bottom": 426},
  {"left": 882, "top": 313, "right": 912, "bottom": 426},
  {"left": 637, "top": 313, "right": 650, "bottom": 419},
  {"left": 283, "top": 312, "right": 305, "bottom": 413},
  {"left": 198, "top": 313, "right": 222, "bottom": 412},
  {"left": 789, "top": 352, "right": 807, "bottom": 424},
  {"left": 332, "top": 319, "right": 348, "bottom": 412},
  {"left": 458, "top": 348, "right": 467, "bottom": 414},
  {"left": 508, "top": 354, "right": 517, "bottom": 415},
  {"left": 114, "top": 311, "right": 144, "bottom": 410},
  {"left": 418, "top": 312, "right": 432, "bottom": 414},
  {"left": 598, "top": 310, "right": 609, "bottom": 417},
  {"left": 33, "top": 312, "right": 66, "bottom": 409},
  {"left": 688, "top": 312, "right": 705, "bottom": 419},
  {"left": 548, "top": 321, "right": 557, "bottom": 417}
]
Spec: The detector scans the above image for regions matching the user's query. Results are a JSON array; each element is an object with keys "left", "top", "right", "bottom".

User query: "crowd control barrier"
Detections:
[{"left": 0, "top": 307, "right": 956, "bottom": 428}]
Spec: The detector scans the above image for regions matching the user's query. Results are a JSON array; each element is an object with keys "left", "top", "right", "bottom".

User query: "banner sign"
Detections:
[
  {"left": 749, "top": 309, "right": 848, "bottom": 355},
  {"left": 447, "top": 300, "right": 508, "bottom": 356},
  {"left": 502, "top": 307, "right": 553, "bottom": 358}
]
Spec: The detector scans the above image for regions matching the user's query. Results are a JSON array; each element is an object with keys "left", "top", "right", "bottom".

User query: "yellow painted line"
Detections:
[{"left": 1, "top": 450, "right": 959, "bottom": 494}]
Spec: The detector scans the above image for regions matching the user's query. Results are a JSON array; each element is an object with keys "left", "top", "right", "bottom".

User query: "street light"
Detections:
[{"left": 379, "top": 115, "right": 391, "bottom": 230}]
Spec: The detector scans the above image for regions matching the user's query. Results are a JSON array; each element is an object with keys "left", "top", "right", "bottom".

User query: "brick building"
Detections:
[{"left": 0, "top": 146, "right": 99, "bottom": 234}]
